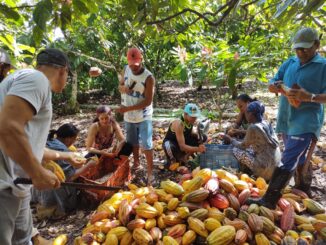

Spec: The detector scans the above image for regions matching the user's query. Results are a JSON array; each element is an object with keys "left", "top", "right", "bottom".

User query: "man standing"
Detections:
[
  {"left": 0, "top": 48, "right": 14, "bottom": 82},
  {"left": 163, "top": 103, "right": 206, "bottom": 169},
  {"left": 248, "top": 27, "right": 326, "bottom": 208},
  {"left": 116, "top": 47, "right": 155, "bottom": 185},
  {"left": 0, "top": 48, "right": 70, "bottom": 245}
]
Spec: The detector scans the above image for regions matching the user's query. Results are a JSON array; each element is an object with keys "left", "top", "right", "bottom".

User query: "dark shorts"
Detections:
[{"left": 163, "top": 134, "right": 207, "bottom": 164}]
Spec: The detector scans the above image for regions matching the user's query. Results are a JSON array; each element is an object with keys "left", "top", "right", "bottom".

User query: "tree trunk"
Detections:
[{"left": 63, "top": 71, "right": 80, "bottom": 114}]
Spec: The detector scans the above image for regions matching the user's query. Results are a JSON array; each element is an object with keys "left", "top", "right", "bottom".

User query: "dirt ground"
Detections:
[{"left": 34, "top": 81, "right": 326, "bottom": 243}]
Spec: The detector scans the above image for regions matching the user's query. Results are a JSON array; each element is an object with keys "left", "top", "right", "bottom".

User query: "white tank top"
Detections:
[{"left": 122, "top": 65, "right": 153, "bottom": 123}]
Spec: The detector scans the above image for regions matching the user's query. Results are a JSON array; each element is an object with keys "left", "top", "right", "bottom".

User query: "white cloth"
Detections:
[
  {"left": 0, "top": 69, "right": 52, "bottom": 197},
  {"left": 122, "top": 65, "right": 153, "bottom": 123}
]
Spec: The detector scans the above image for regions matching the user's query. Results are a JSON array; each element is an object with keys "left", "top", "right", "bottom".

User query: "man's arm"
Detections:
[
  {"left": 117, "top": 75, "right": 155, "bottom": 113},
  {"left": 287, "top": 89, "right": 326, "bottom": 103},
  {"left": 0, "top": 95, "right": 60, "bottom": 189},
  {"left": 174, "top": 120, "right": 204, "bottom": 153},
  {"left": 43, "top": 148, "right": 85, "bottom": 168}
]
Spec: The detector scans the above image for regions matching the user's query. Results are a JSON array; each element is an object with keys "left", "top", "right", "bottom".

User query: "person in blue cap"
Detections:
[
  {"left": 247, "top": 27, "right": 326, "bottom": 208},
  {"left": 163, "top": 103, "right": 206, "bottom": 169},
  {"left": 223, "top": 101, "right": 281, "bottom": 181}
]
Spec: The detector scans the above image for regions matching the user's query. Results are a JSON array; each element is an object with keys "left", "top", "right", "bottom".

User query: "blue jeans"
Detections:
[
  {"left": 125, "top": 120, "right": 153, "bottom": 150},
  {"left": 280, "top": 133, "right": 314, "bottom": 171}
]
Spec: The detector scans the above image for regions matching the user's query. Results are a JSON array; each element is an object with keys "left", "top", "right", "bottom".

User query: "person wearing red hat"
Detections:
[{"left": 116, "top": 47, "right": 155, "bottom": 185}]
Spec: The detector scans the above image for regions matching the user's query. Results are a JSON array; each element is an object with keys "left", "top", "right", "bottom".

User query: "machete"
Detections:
[{"left": 14, "top": 178, "right": 125, "bottom": 191}]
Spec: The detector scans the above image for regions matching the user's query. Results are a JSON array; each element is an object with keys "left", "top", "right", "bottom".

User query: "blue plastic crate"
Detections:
[{"left": 199, "top": 144, "right": 239, "bottom": 170}]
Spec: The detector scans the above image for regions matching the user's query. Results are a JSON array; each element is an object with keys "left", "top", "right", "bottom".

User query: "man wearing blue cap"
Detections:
[
  {"left": 163, "top": 103, "right": 206, "bottom": 168},
  {"left": 248, "top": 27, "right": 326, "bottom": 208}
]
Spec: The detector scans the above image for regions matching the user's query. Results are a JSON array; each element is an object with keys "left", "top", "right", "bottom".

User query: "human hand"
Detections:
[
  {"left": 118, "top": 85, "right": 131, "bottom": 94},
  {"left": 115, "top": 106, "right": 128, "bottom": 114},
  {"left": 67, "top": 152, "right": 86, "bottom": 168},
  {"left": 287, "top": 88, "right": 311, "bottom": 102},
  {"left": 31, "top": 167, "right": 61, "bottom": 190},
  {"left": 227, "top": 128, "right": 238, "bottom": 137},
  {"left": 269, "top": 81, "right": 283, "bottom": 94},
  {"left": 198, "top": 144, "right": 206, "bottom": 153},
  {"left": 222, "top": 134, "right": 232, "bottom": 144}
]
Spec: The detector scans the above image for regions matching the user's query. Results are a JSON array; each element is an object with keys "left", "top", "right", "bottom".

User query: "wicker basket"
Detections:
[{"left": 199, "top": 144, "right": 239, "bottom": 170}]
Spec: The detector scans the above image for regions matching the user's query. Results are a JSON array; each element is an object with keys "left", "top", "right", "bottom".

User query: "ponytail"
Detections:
[{"left": 48, "top": 129, "right": 57, "bottom": 141}]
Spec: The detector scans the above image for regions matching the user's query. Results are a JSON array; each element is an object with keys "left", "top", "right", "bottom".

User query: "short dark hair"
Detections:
[{"left": 236, "top": 94, "right": 257, "bottom": 103}]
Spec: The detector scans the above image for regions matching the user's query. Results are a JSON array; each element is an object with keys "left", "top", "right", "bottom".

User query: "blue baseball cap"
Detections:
[{"left": 184, "top": 103, "right": 201, "bottom": 117}]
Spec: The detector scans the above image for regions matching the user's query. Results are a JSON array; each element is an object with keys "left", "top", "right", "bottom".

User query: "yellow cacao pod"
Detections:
[
  {"left": 188, "top": 217, "right": 208, "bottom": 238},
  {"left": 53, "top": 234, "right": 68, "bottom": 245},
  {"left": 177, "top": 207, "right": 190, "bottom": 219},
  {"left": 184, "top": 176, "right": 204, "bottom": 192},
  {"left": 303, "top": 198, "right": 325, "bottom": 214},
  {"left": 145, "top": 218, "right": 157, "bottom": 231},
  {"left": 120, "top": 231, "right": 133, "bottom": 245},
  {"left": 132, "top": 228, "right": 153, "bottom": 244},
  {"left": 255, "top": 232, "right": 270, "bottom": 245},
  {"left": 206, "top": 225, "right": 236, "bottom": 245},
  {"left": 194, "top": 168, "right": 212, "bottom": 183},
  {"left": 104, "top": 234, "right": 118, "bottom": 245},
  {"left": 154, "top": 202, "right": 165, "bottom": 215},
  {"left": 107, "top": 226, "right": 128, "bottom": 240},
  {"left": 161, "top": 180, "right": 184, "bottom": 196},
  {"left": 204, "top": 218, "right": 221, "bottom": 232},
  {"left": 136, "top": 203, "right": 158, "bottom": 219},
  {"left": 182, "top": 230, "right": 196, "bottom": 245},
  {"left": 163, "top": 236, "right": 178, "bottom": 245},
  {"left": 167, "top": 198, "right": 179, "bottom": 211}
]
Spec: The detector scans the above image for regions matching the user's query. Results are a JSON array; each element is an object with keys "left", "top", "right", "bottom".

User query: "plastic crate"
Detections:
[{"left": 199, "top": 144, "right": 239, "bottom": 170}]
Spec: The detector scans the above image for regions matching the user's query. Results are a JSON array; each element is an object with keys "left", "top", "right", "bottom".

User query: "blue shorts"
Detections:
[
  {"left": 125, "top": 120, "right": 153, "bottom": 150},
  {"left": 280, "top": 133, "right": 314, "bottom": 171}
]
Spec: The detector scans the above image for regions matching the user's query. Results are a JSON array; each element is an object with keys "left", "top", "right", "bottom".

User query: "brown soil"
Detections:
[{"left": 34, "top": 81, "right": 326, "bottom": 244}]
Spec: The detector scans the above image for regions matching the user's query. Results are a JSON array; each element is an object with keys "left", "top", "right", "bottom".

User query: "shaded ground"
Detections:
[{"left": 35, "top": 80, "right": 326, "bottom": 243}]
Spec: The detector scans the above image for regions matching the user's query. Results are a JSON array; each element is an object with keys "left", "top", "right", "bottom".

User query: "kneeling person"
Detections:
[{"left": 163, "top": 103, "right": 206, "bottom": 168}]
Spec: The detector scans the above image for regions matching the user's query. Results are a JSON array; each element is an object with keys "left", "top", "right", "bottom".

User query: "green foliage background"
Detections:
[{"left": 1, "top": 0, "right": 325, "bottom": 110}]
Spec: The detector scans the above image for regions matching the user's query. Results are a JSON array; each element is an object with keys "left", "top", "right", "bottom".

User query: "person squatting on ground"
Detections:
[
  {"left": 227, "top": 94, "right": 257, "bottom": 138},
  {"left": 247, "top": 27, "right": 326, "bottom": 208},
  {"left": 86, "top": 105, "right": 127, "bottom": 158},
  {"left": 0, "top": 48, "right": 70, "bottom": 245},
  {"left": 32, "top": 123, "right": 99, "bottom": 217},
  {"left": 223, "top": 101, "right": 281, "bottom": 181},
  {"left": 163, "top": 103, "right": 207, "bottom": 168},
  {"left": 116, "top": 47, "right": 155, "bottom": 185}
]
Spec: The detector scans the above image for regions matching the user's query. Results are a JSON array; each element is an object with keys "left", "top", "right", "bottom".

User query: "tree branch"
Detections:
[
  {"left": 5, "top": 4, "right": 36, "bottom": 9},
  {"left": 146, "top": 0, "right": 240, "bottom": 26},
  {"left": 67, "top": 50, "right": 116, "bottom": 70}
]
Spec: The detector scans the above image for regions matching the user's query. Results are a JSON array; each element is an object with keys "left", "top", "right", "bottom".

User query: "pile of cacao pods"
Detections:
[{"left": 72, "top": 167, "right": 326, "bottom": 245}]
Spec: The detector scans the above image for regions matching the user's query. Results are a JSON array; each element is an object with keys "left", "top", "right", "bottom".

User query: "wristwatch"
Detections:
[{"left": 310, "top": 93, "right": 317, "bottom": 102}]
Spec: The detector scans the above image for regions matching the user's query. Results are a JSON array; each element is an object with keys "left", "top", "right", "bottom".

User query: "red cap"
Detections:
[{"left": 127, "top": 48, "right": 142, "bottom": 66}]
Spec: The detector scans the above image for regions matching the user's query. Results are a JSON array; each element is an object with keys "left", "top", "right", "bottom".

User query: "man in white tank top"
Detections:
[{"left": 116, "top": 48, "right": 155, "bottom": 185}]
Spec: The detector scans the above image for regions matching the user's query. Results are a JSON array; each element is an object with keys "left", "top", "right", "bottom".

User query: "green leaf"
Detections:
[
  {"left": 0, "top": 4, "right": 20, "bottom": 21},
  {"left": 180, "top": 66, "right": 188, "bottom": 81},
  {"left": 33, "top": 0, "right": 53, "bottom": 31},
  {"left": 60, "top": 4, "right": 72, "bottom": 30},
  {"left": 32, "top": 25, "right": 44, "bottom": 47},
  {"left": 73, "top": 0, "right": 90, "bottom": 15}
]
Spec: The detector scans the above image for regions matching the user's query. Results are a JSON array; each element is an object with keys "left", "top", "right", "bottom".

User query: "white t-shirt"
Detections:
[
  {"left": 0, "top": 69, "right": 52, "bottom": 197},
  {"left": 123, "top": 66, "right": 153, "bottom": 123}
]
